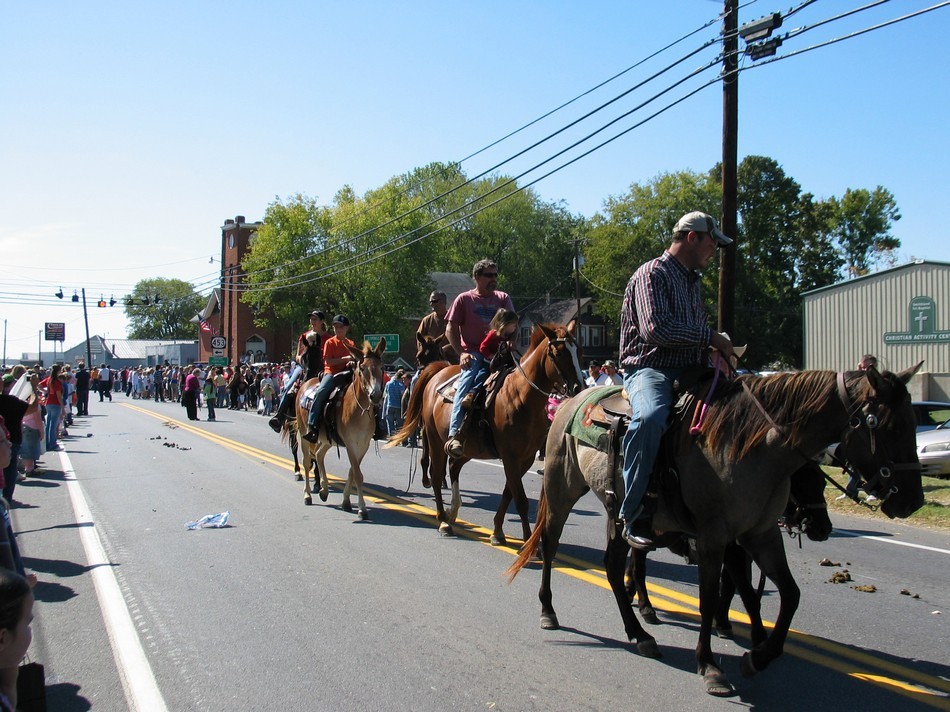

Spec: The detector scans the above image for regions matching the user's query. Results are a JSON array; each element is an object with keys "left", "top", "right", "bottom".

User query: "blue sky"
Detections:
[{"left": 2, "top": 1, "right": 948, "bottom": 358}]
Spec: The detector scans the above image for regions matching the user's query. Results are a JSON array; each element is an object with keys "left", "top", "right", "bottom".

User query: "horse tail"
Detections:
[
  {"left": 505, "top": 488, "right": 547, "bottom": 583},
  {"left": 279, "top": 415, "right": 297, "bottom": 445},
  {"left": 386, "top": 361, "right": 448, "bottom": 448}
]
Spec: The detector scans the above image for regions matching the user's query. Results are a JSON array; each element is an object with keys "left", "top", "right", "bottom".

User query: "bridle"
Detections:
[
  {"left": 513, "top": 336, "right": 579, "bottom": 399},
  {"left": 350, "top": 354, "right": 383, "bottom": 415},
  {"left": 830, "top": 371, "right": 920, "bottom": 505}
]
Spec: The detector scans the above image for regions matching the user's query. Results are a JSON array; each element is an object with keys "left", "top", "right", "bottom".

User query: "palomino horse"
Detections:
[
  {"left": 508, "top": 366, "right": 923, "bottom": 696},
  {"left": 625, "top": 458, "right": 834, "bottom": 635},
  {"left": 390, "top": 323, "right": 585, "bottom": 544},
  {"left": 294, "top": 339, "right": 385, "bottom": 516}
]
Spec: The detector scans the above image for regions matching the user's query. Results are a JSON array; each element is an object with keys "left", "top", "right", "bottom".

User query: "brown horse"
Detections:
[
  {"left": 507, "top": 365, "right": 923, "bottom": 696},
  {"left": 294, "top": 339, "right": 385, "bottom": 516},
  {"left": 390, "top": 322, "right": 586, "bottom": 544}
]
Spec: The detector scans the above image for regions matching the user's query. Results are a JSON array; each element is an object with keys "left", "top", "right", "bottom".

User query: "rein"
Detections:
[{"left": 512, "top": 337, "right": 574, "bottom": 399}]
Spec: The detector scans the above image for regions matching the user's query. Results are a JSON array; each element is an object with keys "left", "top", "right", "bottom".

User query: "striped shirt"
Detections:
[{"left": 619, "top": 251, "right": 712, "bottom": 370}]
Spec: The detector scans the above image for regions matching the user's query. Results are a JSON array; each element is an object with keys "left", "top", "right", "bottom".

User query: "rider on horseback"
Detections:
[
  {"left": 269, "top": 310, "right": 325, "bottom": 433},
  {"left": 618, "top": 211, "right": 734, "bottom": 550},
  {"left": 302, "top": 314, "right": 356, "bottom": 443},
  {"left": 444, "top": 259, "right": 515, "bottom": 459}
]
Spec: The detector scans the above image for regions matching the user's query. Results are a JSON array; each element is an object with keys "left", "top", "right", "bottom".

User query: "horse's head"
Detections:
[
  {"left": 836, "top": 362, "right": 925, "bottom": 519},
  {"left": 348, "top": 339, "right": 386, "bottom": 408},
  {"left": 416, "top": 332, "right": 449, "bottom": 368},
  {"left": 533, "top": 321, "right": 586, "bottom": 397},
  {"left": 784, "top": 461, "right": 832, "bottom": 542}
]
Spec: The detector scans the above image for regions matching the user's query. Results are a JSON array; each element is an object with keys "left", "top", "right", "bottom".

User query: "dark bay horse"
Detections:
[
  {"left": 507, "top": 366, "right": 923, "bottom": 696},
  {"left": 626, "top": 458, "right": 834, "bottom": 635},
  {"left": 294, "top": 339, "right": 385, "bottom": 515},
  {"left": 389, "top": 323, "right": 585, "bottom": 544}
]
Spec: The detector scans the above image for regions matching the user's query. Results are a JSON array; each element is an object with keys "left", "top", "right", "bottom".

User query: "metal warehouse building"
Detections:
[{"left": 803, "top": 260, "right": 950, "bottom": 401}]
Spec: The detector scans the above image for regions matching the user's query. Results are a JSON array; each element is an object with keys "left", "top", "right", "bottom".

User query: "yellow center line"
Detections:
[{"left": 120, "top": 403, "right": 950, "bottom": 700}]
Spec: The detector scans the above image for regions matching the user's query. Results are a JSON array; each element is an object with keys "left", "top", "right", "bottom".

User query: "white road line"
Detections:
[
  {"left": 834, "top": 528, "right": 950, "bottom": 555},
  {"left": 57, "top": 449, "right": 169, "bottom": 712}
]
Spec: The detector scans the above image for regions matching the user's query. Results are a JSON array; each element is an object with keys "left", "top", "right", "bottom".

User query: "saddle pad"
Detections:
[
  {"left": 300, "top": 383, "right": 320, "bottom": 411},
  {"left": 568, "top": 386, "right": 624, "bottom": 449},
  {"left": 435, "top": 373, "right": 462, "bottom": 402}
]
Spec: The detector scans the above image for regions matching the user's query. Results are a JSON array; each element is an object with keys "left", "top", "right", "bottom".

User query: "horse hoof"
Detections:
[
  {"left": 438, "top": 523, "right": 454, "bottom": 538},
  {"left": 703, "top": 669, "right": 735, "bottom": 697},
  {"left": 304, "top": 495, "right": 312, "bottom": 506},
  {"left": 540, "top": 613, "right": 560, "bottom": 630},
  {"left": 358, "top": 509, "right": 369, "bottom": 521},
  {"left": 319, "top": 489, "right": 328, "bottom": 502},
  {"left": 641, "top": 610, "right": 661, "bottom": 626},
  {"left": 715, "top": 624, "right": 734, "bottom": 640},
  {"left": 421, "top": 475, "right": 431, "bottom": 488},
  {"left": 342, "top": 501, "right": 353, "bottom": 513},
  {"left": 740, "top": 652, "right": 759, "bottom": 678},
  {"left": 635, "top": 638, "right": 661, "bottom": 658},
  {"left": 489, "top": 533, "right": 506, "bottom": 547}
]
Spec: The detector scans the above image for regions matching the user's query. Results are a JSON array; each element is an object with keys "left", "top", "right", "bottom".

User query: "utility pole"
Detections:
[
  {"left": 571, "top": 238, "right": 583, "bottom": 339},
  {"left": 82, "top": 288, "right": 93, "bottom": 367},
  {"left": 719, "top": 0, "right": 739, "bottom": 338}
]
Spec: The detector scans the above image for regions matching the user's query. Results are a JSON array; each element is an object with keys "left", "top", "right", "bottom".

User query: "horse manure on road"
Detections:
[
  {"left": 853, "top": 584, "right": 877, "bottom": 593},
  {"left": 827, "top": 570, "right": 852, "bottom": 584}
]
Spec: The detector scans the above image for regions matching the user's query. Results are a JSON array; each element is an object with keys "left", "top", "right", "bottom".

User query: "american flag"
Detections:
[{"left": 199, "top": 318, "right": 214, "bottom": 334}]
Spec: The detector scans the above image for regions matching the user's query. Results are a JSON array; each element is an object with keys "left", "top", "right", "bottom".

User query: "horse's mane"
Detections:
[
  {"left": 528, "top": 323, "right": 562, "bottom": 350},
  {"left": 701, "top": 370, "right": 842, "bottom": 461}
]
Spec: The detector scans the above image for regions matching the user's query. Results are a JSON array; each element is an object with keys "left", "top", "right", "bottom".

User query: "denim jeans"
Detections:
[
  {"left": 45, "top": 404, "right": 63, "bottom": 449},
  {"left": 307, "top": 374, "right": 336, "bottom": 428},
  {"left": 620, "top": 367, "right": 680, "bottom": 523},
  {"left": 448, "top": 352, "right": 487, "bottom": 437}
]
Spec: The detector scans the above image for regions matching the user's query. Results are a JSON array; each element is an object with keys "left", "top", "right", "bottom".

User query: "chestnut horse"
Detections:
[
  {"left": 294, "top": 339, "right": 385, "bottom": 516},
  {"left": 508, "top": 366, "right": 923, "bottom": 696},
  {"left": 390, "top": 322, "right": 585, "bottom": 544}
]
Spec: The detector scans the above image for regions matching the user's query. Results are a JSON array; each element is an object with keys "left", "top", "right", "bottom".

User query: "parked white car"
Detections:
[{"left": 917, "top": 421, "right": 950, "bottom": 479}]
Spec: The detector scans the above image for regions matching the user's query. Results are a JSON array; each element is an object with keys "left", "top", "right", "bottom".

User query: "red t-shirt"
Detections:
[
  {"left": 446, "top": 289, "right": 514, "bottom": 353},
  {"left": 322, "top": 336, "right": 356, "bottom": 375},
  {"left": 40, "top": 377, "right": 64, "bottom": 406}
]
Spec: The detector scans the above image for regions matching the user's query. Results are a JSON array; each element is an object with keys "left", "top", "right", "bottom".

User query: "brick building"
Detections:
[{"left": 196, "top": 215, "right": 295, "bottom": 366}]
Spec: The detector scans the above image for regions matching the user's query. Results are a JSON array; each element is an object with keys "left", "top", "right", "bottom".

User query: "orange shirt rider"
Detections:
[
  {"left": 304, "top": 314, "right": 356, "bottom": 441},
  {"left": 322, "top": 334, "right": 356, "bottom": 375}
]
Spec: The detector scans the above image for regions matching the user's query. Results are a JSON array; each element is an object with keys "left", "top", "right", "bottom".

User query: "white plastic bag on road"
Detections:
[{"left": 185, "top": 511, "right": 230, "bottom": 530}]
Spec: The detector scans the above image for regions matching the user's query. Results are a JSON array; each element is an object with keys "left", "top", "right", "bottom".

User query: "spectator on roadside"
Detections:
[
  {"left": 0, "top": 569, "right": 35, "bottom": 711},
  {"left": 39, "top": 364, "right": 64, "bottom": 451},
  {"left": 97, "top": 364, "right": 112, "bottom": 402},
  {"left": 75, "top": 362, "right": 90, "bottom": 416},
  {"left": 585, "top": 362, "right": 601, "bottom": 388},
  {"left": 384, "top": 369, "right": 407, "bottom": 437},
  {"left": 596, "top": 360, "right": 623, "bottom": 386},
  {"left": 201, "top": 373, "right": 216, "bottom": 422},
  {"left": 182, "top": 367, "right": 201, "bottom": 421}
]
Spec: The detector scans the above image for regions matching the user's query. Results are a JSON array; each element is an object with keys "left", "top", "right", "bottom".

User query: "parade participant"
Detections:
[
  {"left": 303, "top": 315, "right": 356, "bottom": 443},
  {"left": 416, "top": 291, "right": 456, "bottom": 365},
  {"left": 444, "top": 259, "right": 514, "bottom": 458},
  {"left": 618, "top": 211, "right": 733, "bottom": 550},
  {"left": 269, "top": 310, "right": 326, "bottom": 433},
  {"left": 459, "top": 307, "right": 518, "bottom": 411}
]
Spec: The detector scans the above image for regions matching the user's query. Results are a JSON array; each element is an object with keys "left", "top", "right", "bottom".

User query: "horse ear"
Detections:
[
  {"left": 416, "top": 332, "right": 426, "bottom": 346},
  {"left": 537, "top": 323, "right": 556, "bottom": 341},
  {"left": 375, "top": 338, "right": 386, "bottom": 356},
  {"left": 346, "top": 343, "right": 364, "bottom": 361},
  {"left": 897, "top": 360, "right": 924, "bottom": 385},
  {"left": 565, "top": 319, "right": 577, "bottom": 338}
]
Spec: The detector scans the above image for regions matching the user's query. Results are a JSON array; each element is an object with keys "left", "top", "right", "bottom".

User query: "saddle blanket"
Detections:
[
  {"left": 568, "top": 386, "right": 624, "bottom": 450},
  {"left": 300, "top": 383, "right": 320, "bottom": 411}
]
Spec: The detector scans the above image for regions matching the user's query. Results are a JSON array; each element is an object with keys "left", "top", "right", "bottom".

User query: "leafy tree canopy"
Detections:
[{"left": 124, "top": 278, "right": 203, "bottom": 340}]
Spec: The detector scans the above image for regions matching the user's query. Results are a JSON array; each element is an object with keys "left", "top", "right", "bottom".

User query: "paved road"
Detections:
[{"left": 11, "top": 397, "right": 950, "bottom": 711}]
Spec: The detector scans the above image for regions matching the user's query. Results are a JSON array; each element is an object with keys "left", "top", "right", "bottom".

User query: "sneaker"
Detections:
[
  {"left": 835, "top": 493, "right": 849, "bottom": 502},
  {"left": 445, "top": 437, "right": 464, "bottom": 458},
  {"left": 865, "top": 494, "right": 879, "bottom": 504}
]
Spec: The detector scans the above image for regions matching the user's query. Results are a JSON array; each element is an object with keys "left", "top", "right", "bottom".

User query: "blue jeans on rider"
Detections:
[
  {"left": 307, "top": 374, "right": 335, "bottom": 430},
  {"left": 620, "top": 366, "right": 681, "bottom": 524},
  {"left": 448, "top": 352, "right": 487, "bottom": 437},
  {"left": 282, "top": 364, "right": 303, "bottom": 396}
]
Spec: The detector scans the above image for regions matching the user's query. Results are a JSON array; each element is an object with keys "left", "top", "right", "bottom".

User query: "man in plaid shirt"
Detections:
[{"left": 619, "top": 211, "right": 734, "bottom": 550}]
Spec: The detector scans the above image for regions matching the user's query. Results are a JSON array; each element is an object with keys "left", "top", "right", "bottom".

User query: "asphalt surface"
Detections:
[{"left": 10, "top": 396, "right": 950, "bottom": 711}]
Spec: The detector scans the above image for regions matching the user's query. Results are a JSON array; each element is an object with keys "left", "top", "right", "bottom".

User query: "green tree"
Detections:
[
  {"left": 833, "top": 187, "right": 901, "bottom": 277},
  {"left": 124, "top": 278, "right": 203, "bottom": 340}
]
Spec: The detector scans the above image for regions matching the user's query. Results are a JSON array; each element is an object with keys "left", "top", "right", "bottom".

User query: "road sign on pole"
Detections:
[{"left": 363, "top": 333, "right": 400, "bottom": 353}]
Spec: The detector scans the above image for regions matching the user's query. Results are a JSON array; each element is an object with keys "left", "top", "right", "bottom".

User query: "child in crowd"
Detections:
[
  {"left": 0, "top": 570, "right": 34, "bottom": 712},
  {"left": 461, "top": 308, "right": 519, "bottom": 411}
]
